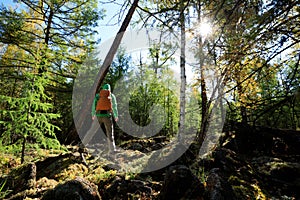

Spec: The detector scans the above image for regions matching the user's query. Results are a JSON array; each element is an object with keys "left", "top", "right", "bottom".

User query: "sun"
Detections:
[{"left": 197, "top": 21, "right": 212, "bottom": 38}]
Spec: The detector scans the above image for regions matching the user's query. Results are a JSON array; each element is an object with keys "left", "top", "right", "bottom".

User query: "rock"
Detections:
[
  {"left": 224, "top": 124, "right": 300, "bottom": 157},
  {"left": 205, "top": 168, "right": 237, "bottom": 200},
  {"left": 36, "top": 177, "right": 58, "bottom": 190},
  {"left": 160, "top": 165, "right": 205, "bottom": 200},
  {"left": 99, "top": 176, "right": 154, "bottom": 199},
  {"left": 251, "top": 156, "right": 300, "bottom": 198},
  {"left": 36, "top": 153, "right": 84, "bottom": 180},
  {"left": 4, "top": 177, "right": 58, "bottom": 200},
  {"left": 131, "top": 143, "right": 144, "bottom": 151},
  {"left": 3, "top": 163, "right": 36, "bottom": 195},
  {"left": 206, "top": 168, "right": 222, "bottom": 200},
  {"left": 213, "top": 148, "right": 245, "bottom": 174},
  {"left": 41, "top": 177, "right": 101, "bottom": 200},
  {"left": 152, "top": 136, "right": 168, "bottom": 143}
]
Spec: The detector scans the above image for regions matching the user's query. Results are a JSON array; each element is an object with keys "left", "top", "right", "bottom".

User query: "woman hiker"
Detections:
[{"left": 82, "top": 83, "right": 118, "bottom": 154}]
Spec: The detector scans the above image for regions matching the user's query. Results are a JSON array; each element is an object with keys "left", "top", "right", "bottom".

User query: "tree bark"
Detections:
[
  {"left": 197, "top": 3, "right": 209, "bottom": 144},
  {"left": 21, "top": 136, "right": 26, "bottom": 164},
  {"left": 178, "top": 0, "right": 186, "bottom": 139},
  {"left": 44, "top": 7, "right": 54, "bottom": 46},
  {"left": 237, "top": 82, "right": 248, "bottom": 124}
]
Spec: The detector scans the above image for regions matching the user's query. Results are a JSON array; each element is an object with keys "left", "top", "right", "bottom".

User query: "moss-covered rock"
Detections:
[{"left": 41, "top": 177, "right": 101, "bottom": 200}]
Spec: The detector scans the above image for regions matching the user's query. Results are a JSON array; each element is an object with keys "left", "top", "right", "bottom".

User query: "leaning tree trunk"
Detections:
[{"left": 68, "top": 0, "right": 140, "bottom": 143}]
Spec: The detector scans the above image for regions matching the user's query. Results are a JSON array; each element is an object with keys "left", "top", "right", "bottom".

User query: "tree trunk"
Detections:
[
  {"left": 197, "top": 3, "right": 209, "bottom": 145},
  {"left": 21, "top": 136, "right": 26, "bottom": 164},
  {"left": 237, "top": 83, "right": 248, "bottom": 124},
  {"left": 178, "top": 0, "right": 186, "bottom": 139},
  {"left": 44, "top": 7, "right": 54, "bottom": 46},
  {"left": 199, "top": 54, "right": 208, "bottom": 143},
  {"left": 71, "top": 0, "right": 140, "bottom": 142}
]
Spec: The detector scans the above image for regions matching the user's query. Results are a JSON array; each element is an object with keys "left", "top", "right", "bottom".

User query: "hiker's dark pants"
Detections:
[{"left": 82, "top": 116, "right": 116, "bottom": 153}]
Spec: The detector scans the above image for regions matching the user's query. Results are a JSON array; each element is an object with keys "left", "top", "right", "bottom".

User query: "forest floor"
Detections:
[{"left": 1, "top": 124, "right": 300, "bottom": 200}]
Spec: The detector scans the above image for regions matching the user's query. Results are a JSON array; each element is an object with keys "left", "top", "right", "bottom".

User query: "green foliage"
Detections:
[
  {"left": 101, "top": 45, "right": 180, "bottom": 137},
  {"left": 128, "top": 65, "right": 179, "bottom": 137},
  {"left": 103, "top": 47, "right": 133, "bottom": 89},
  {"left": 0, "top": 70, "right": 61, "bottom": 161},
  {"left": 0, "top": 6, "right": 26, "bottom": 44},
  {"left": 0, "top": 0, "right": 102, "bottom": 144},
  {"left": 87, "top": 167, "right": 117, "bottom": 183}
]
